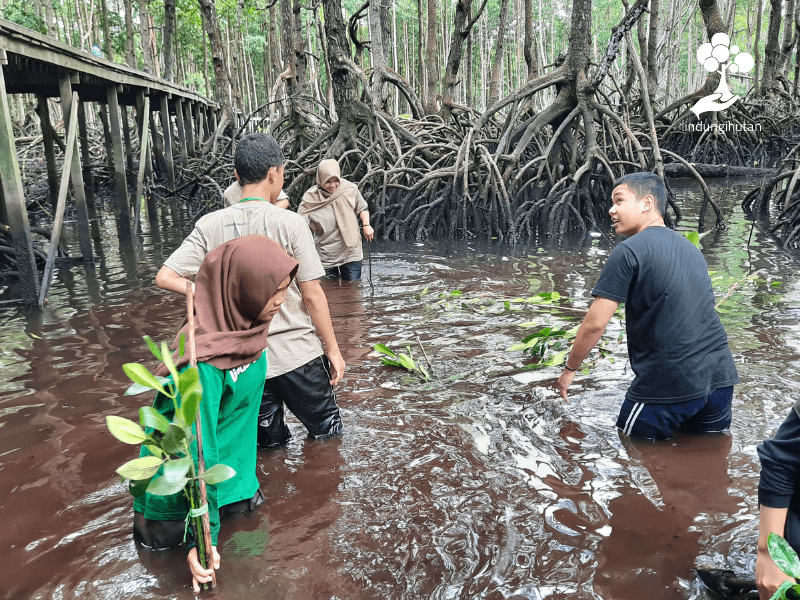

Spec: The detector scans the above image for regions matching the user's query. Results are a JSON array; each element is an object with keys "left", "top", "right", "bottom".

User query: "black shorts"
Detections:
[{"left": 258, "top": 355, "right": 343, "bottom": 447}]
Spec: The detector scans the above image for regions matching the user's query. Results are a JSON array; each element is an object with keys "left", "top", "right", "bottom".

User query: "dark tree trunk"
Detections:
[
  {"left": 100, "top": 0, "right": 113, "bottom": 59},
  {"left": 760, "top": 0, "right": 783, "bottom": 94},
  {"left": 123, "top": 0, "right": 136, "bottom": 68},
  {"left": 424, "top": 0, "right": 439, "bottom": 112},
  {"left": 441, "top": 0, "right": 489, "bottom": 115},
  {"left": 778, "top": 0, "right": 797, "bottom": 73},
  {"left": 163, "top": 0, "right": 176, "bottom": 81},
  {"left": 138, "top": 1, "right": 156, "bottom": 73},
  {"left": 646, "top": 0, "right": 659, "bottom": 104},
  {"left": 523, "top": 0, "right": 538, "bottom": 80},
  {"left": 198, "top": 0, "right": 234, "bottom": 143},
  {"left": 487, "top": 0, "right": 510, "bottom": 106}
]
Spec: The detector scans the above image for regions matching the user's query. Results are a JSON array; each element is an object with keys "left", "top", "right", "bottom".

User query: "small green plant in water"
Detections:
[
  {"left": 107, "top": 335, "right": 236, "bottom": 580},
  {"left": 507, "top": 325, "right": 578, "bottom": 368},
  {"left": 767, "top": 533, "right": 800, "bottom": 599},
  {"left": 374, "top": 343, "right": 430, "bottom": 381}
]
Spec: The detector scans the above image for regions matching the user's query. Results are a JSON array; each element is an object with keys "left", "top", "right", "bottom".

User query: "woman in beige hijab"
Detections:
[{"left": 298, "top": 159, "right": 373, "bottom": 280}]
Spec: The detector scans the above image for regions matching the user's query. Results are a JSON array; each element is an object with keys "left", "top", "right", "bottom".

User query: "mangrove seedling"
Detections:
[
  {"left": 374, "top": 343, "right": 430, "bottom": 381},
  {"left": 767, "top": 533, "right": 800, "bottom": 599},
  {"left": 507, "top": 325, "right": 578, "bottom": 368},
  {"left": 107, "top": 335, "right": 235, "bottom": 586}
]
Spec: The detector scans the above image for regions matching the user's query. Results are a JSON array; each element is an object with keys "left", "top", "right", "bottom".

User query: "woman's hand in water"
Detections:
[{"left": 188, "top": 546, "right": 220, "bottom": 592}]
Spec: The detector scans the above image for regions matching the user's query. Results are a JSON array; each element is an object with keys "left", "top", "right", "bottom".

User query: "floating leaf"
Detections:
[
  {"left": 146, "top": 474, "right": 188, "bottom": 496},
  {"left": 107, "top": 415, "right": 150, "bottom": 444},
  {"left": 772, "top": 281, "right": 783, "bottom": 287},
  {"left": 770, "top": 533, "right": 800, "bottom": 579},
  {"left": 116, "top": 455, "right": 164, "bottom": 480},
  {"left": 30, "top": 333, "right": 43, "bottom": 339},
  {"left": 163, "top": 456, "right": 193, "bottom": 482},
  {"left": 122, "top": 363, "right": 167, "bottom": 396},
  {"left": 144, "top": 336, "right": 162, "bottom": 361},
  {"left": 199, "top": 464, "right": 237, "bottom": 485},
  {"left": 140, "top": 406, "right": 170, "bottom": 433}
]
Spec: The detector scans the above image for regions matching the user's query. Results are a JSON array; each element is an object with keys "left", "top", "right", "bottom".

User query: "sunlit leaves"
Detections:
[
  {"left": 116, "top": 455, "right": 164, "bottom": 480},
  {"left": 107, "top": 416, "right": 151, "bottom": 444}
]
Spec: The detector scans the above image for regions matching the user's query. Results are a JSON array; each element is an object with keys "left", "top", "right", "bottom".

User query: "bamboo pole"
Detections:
[
  {"left": 38, "top": 92, "right": 79, "bottom": 307},
  {"left": 186, "top": 281, "right": 216, "bottom": 587}
]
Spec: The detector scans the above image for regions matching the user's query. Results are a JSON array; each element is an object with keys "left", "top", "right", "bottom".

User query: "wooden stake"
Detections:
[{"left": 186, "top": 281, "right": 216, "bottom": 587}]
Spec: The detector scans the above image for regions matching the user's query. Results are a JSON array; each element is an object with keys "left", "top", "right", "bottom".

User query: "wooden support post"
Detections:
[
  {"left": 202, "top": 106, "right": 211, "bottom": 140},
  {"left": 134, "top": 90, "right": 153, "bottom": 179},
  {"left": 98, "top": 104, "right": 115, "bottom": 176},
  {"left": 173, "top": 98, "right": 189, "bottom": 167},
  {"left": 0, "top": 58, "right": 39, "bottom": 304},
  {"left": 193, "top": 102, "right": 203, "bottom": 148},
  {"left": 39, "top": 92, "right": 80, "bottom": 306},
  {"left": 183, "top": 101, "right": 195, "bottom": 157},
  {"left": 35, "top": 95, "right": 59, "bottom": 213},
  {"left": 58, "top": 71, "right": 94, "bottom": 267},
  {"left": 77, "top": 101, "right": 96, "bottom": 218},
  {"left": 121, "top": 104, "right": 134, "bottom": 173},
  {"left": 134, "top": 96, "right": 153, "bottom": 230},
  {"left": 149, "top": 111, "right": 165, "bottom": 176},
  {"left": 105, "top": 83, "right": 132, "bottom": 238},
  {"left": 159, "top": 94, "right": 175, "bottom": 185},
  {"left": 210, "top": 109, "right": 218, "bottom": 134}
]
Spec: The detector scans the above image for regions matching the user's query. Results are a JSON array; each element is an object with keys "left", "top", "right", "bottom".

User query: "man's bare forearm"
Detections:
[
  {"left": 155, "top": 266, "right": 193, "bottom": 296},
  {"left": 299, "top": 279, "right": 341, "bottom": 355}
]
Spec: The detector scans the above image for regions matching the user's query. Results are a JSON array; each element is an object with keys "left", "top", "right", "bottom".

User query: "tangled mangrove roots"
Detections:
[
  {"left": 742, "top": 142, "right": 800, "bottom": 249},
  {"left": 655, "top": 94, "right": 800, "bottom": 168},
  {"left": 0, "top": 223, "right": 69, "bottom": 274}
]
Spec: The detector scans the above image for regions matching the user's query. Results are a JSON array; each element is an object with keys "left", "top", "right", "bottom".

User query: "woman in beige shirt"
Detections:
[{"left": 298, "top": 160, "right": 373, "bottom": 280}]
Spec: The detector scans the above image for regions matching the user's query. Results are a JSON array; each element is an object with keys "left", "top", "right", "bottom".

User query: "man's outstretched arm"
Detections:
[
  {"left": 155, "top": 265, "right": 194, "bottom": 296},
  {"left": 554, "top": 296, "right": 620, "bottom": 402}
]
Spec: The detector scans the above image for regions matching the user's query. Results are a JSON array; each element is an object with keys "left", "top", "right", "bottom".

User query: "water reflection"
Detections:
[{"left": 0, "top": 180, "right": 797, "bottom": 599}]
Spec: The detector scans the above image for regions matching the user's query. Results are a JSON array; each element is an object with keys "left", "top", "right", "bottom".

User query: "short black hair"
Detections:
[
  {"left": 613, "top": 172, "right": 667, "bottom": 215},
  {"left": 234, "top": 133, "right": 284, "bottom": 185}
]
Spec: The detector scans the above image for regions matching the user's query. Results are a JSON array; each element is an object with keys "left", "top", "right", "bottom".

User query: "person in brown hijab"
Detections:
[
  {"left": 133, "top": 235, "right": 298, "bottom": 592},
  {"left": 299, "top": 159, "right": 373, "bottom": 280}
]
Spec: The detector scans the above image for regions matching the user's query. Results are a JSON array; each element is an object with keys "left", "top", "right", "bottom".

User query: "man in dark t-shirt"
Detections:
[{"left": 554, "top": 172, "right": 738, "bottom": 440}]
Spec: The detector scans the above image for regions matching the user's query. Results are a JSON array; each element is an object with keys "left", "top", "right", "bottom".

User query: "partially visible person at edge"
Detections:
[
  {"left": 135, "top": 235, "right": 298, "bottom": 592},
  {"left": 553, "top": 171, "right": 739, "bottom": 441},
  {"left": 155, "top": 132, "right": 346, "bottom": 451},
  {"left": 298, "top": 159, "right": 374, "bottom": 281},
  {"left": 756, "top": 399, "right": 800, "bottom": 599},
  {"left": 224, "top": 180, "right": 290, "bottom": 209}
]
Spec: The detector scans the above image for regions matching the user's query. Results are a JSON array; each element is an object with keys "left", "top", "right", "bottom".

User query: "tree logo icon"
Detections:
[{"left": 691, "top": 33, "right": 755, "bottom": 118}]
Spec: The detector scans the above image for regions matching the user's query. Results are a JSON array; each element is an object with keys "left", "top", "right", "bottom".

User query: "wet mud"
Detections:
[{"left": 0, "top": 179, "right": 798, "bottom": 599}]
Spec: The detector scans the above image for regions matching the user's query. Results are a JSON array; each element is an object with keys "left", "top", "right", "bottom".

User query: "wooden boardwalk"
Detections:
[{"left": 0, "top": 19, "right": 219, "bottom": 305}]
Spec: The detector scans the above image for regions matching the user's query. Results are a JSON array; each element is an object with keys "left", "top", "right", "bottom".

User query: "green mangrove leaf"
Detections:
[
  {"left": 546, "top": 350, "right": 569, "bottom": 367},
  {"left": 178, "top": 333, "right": 186, "bottom": 358},
  {"left": 107, "top": 415, "right": 150, "bottom": 444},
  {"left": 786, "top": 583, "right": 800, "bottom": 600},
  {"left": 416, "top": 285, "right": 429, "bottom": 298},
  {"left": 116, "top": 455, "right": 164, "bottom": 480},
  {"left": 161, "top": 341, "right": 180, "bottom": 387},
  {"left": 450, "top": 290, "right": 463, "bottom": 297},
  {"left": 140, "top": 406, "right": 170, "bottom": 433},
  {"left": 161, "top": 424, "right": 188, "bottom": 455},
  {"left": 144, "top": 335, "right": 163, "bottom": 361},
  {"left": 380, "top": 357, "right": 402, "bottom": 367},
  {"left": 772, "top": 281, "right": 783, "bottom": 287},
  {"left": 178, "top": 367, "right": 203, "bottom": 427},
  {"left": 129, "top": 475, "right": 154, "bottom": 498},
  {"left": 199, "top": 464, "right": 237, "bottom": 485},
  {"left": 125, "top": 377, "right": 171, "bottom": 396},
  {"left": 769, "top": 533, "right": 800, "bottom": 578},
  {"left": 146, "top": 474, "right": 188, "bottom": 496},
  {"left": 142, "top": 440, "right": 166, "bottom": 458},
  {"left": 772, "top": 580, "right": 795, "bottom": 600},
  {"left": 122, "top": 363, "right": 167, "bottom": 395},
  {"left": 163, "top": 456, "right": 193, "bottom": 482},
  {"left": 398, "top": 353, "right": 416, "bottom": 371},
  {"left": 374, "top": 344, "right": 397, "bottom": 358}
]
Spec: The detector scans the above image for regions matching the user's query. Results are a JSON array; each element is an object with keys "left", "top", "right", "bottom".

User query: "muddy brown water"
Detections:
[{"left": 1, "top": 179, "right": 798, "bottom": 599}]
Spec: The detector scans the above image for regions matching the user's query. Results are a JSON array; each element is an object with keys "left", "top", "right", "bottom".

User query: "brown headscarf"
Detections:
[
  {"left": 157, "top": 235, "right": 298, "bottom": 375},
  {"left": 298, "top": 159, "right": 362, "bottom": 247}
]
